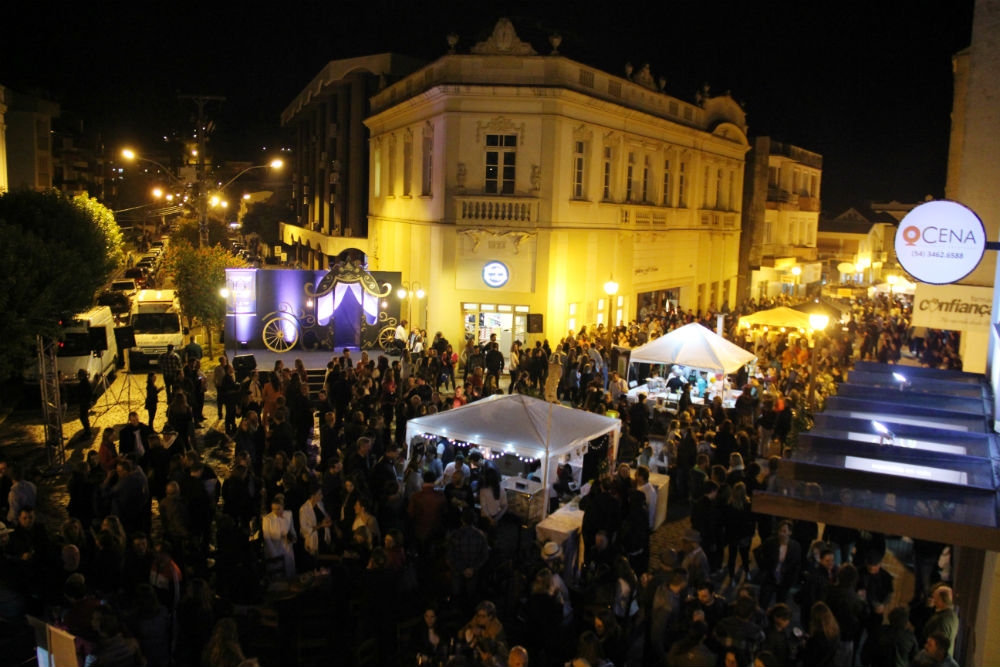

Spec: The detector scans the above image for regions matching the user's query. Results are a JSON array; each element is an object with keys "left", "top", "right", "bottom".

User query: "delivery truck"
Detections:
[{"left": 129, "top": 289, "right": 185, "bottom": 367}]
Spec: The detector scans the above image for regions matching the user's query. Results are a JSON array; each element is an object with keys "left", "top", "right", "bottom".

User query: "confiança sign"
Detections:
[{"left": 894, "top": 200, "right": 986, "bottom": 284}]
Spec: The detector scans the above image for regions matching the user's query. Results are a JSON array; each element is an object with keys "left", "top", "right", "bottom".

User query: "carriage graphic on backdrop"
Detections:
[{"left": 225, "top": 260, "right": 401, "bottom": 353}]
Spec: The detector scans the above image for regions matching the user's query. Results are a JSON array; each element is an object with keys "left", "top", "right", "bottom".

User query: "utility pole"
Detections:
[{"left": 178, "top": 94, "right": 226, "bottom": 247}]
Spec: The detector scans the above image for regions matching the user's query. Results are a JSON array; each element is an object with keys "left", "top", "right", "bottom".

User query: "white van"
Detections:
[
  {"left": 24, "top": 305, "right": 119, "bottom": 387},
  {"left": 129, "top": 289, "right": 185, "bottom": 367}
]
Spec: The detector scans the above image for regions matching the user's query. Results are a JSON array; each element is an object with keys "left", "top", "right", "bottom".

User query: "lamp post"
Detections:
[
  {"left": 791, "top": 265, "right": 801, "bottom": 298},
  {"left": 397, "top": 281, "right": 425, "bottom": 332},
  {"left": 124, "top": 149, "right": 283, "bottom": 247},
  {"left": 122, "top": 150, "right": 187, "bottom": 242},
  {"left": 603, "top": 275, "right": 618, "bottom": 385},
  {"left": 203, "top": 159, "right": 284, "bottom": 247},
  {"left": 806, "top": 313, "right": 829, "bottom": 411},
  {"left": 219, "top": 287, "right": 231, "bottom": 360}
]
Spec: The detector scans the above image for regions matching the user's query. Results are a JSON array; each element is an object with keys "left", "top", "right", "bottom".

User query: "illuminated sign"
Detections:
[
  {"left": 225, "top": 269, "right": 257, "bottom": 314},
  {"left": 894, "top": 200, "right": 986, "bottom": 284},
  {"left": 482, "top": 261, "right": 510, "bottom": 288}
]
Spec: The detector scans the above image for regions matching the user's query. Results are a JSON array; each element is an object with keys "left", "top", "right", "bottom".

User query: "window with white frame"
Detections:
[
  {"left": 573, "top": 141, "right": 585, "bottom": 199},
  {"left": 403, "top": 130, "right": 413, "bottom": 196},
  {"left": 626, "top": 152, "right": 635, "bottom": 202},
  {"left": 387, "top": 134, "right": 396, "bottom": 197},
  {"left": 373, "top": 140, "right": 382, "bottom": 198},
  {"left": 602, "top": 146, "right": 613, "bottom": 200},
  {"left": 485, "top": 134, "right": 517, "bottom": 194},
  {"left": 642, "top": 155, "right": 651, "bottom": 203},
  {"left": 678, "top": 162, "right": 687, "bottom": 207},
  {"left": 421, "top": 125, "right": 433, "bottom": 196},
  {"left": 662, "top": 158, "right": 671, "bottom": 206}
]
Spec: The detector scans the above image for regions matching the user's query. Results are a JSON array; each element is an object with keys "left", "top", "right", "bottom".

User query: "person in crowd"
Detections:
[
  {"left": 800, "top": 601, "right": 842, "bottom": 667},
  {"left": 911, "top": 632, "right": 960, "bottom": 667},
  {"left": 145, "top": 372, "right": 162, "bottom": 431},
  {"left": 755, "top": 519, "right": 802, "bottom": 608},
  {"left": 919, "top": 585, "right": 959, "bottom": 659},
  {"left": 448, "top": 507, "right": 490, "bottom": 608},
  {"left": 262, "top": 493, "right": 296, "bottom": 579}
]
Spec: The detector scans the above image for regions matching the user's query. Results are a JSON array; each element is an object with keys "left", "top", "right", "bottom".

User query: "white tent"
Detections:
[
  {"left": 738, "top": 306, "right": 815, "bottom": 331},
  {"left": 628, "top": 322, "right": 756, "bottom": 374},
  {"left": 405, "top": 394, "right": 621, "bottom": 518}
]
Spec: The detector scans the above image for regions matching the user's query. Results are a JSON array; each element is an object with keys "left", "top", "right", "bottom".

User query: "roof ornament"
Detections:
[
  {"left": 472, "top": 18, "right": 537, "bottom": 55},
  {"left": 549, "top": 32, "right": 562, "bottom": 55}
]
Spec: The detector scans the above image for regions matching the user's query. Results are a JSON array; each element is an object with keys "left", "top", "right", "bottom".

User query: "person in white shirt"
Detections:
[
  {"left": 299, "top": 484, "right": 332, "bottom": 560},
  {"left": 394, "top": 319, "right": 409, "bottom": 351},
  {"left": 478, "top": 466, "right": 508, "bottom": 527},
  {"left": 609, "top": 370, "right": 629, "bottom": 402},
  {"left": 439, "top": 453, "right": 471, "bottom": 487},
  {"left": 262, "top": 494, "right": 296, "bottom": 579},
  {"left": 636, "top": 465, "right": 658, "bottom": 530}
]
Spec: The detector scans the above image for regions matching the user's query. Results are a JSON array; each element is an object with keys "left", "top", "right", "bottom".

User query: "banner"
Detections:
[{"left": 911, "top": 283, "right": 993, "bottom": 331}]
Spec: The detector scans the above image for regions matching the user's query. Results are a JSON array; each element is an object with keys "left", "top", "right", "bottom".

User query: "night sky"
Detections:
[{"left": 3, "top": 0, "right": 975, "bottom": 213}]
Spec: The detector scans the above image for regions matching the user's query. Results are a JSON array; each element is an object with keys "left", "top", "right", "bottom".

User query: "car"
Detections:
[
  {"left": 96, "top": 290, "right": 132, "bottom": 321},
  {"left": 109, "top": 278, "right": 138, "bottom": 299},
  {"left": 123, "top": 267, "right": 150, "bottom": 289}
]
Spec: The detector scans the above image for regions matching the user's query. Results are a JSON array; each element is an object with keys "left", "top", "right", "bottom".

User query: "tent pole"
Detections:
[{"left": 541, "top": 402, "right": 553, "bottom": 519}]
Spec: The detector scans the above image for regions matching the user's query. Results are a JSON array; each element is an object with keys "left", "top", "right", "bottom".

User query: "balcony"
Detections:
[{"left": 455, "top": 196, "right": 539, "bottom": 226}]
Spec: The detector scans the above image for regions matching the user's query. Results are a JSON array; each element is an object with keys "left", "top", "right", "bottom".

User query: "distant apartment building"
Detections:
[
  {"left": 3, "top": 89, "right": 59, "bottom": 191},
  {"left": 739, "top": 137, "right": 822, "bottom": 303}
]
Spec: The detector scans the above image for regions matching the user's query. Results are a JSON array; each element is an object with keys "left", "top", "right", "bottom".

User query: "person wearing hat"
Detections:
[
  {"left": 541, "top": 541, "right": 573, "bottom": 623},
  {"left": 680, "top": 528, "right": 711, "bottom": 589}
]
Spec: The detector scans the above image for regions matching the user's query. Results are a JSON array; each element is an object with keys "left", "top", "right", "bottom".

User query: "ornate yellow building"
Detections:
[{"left": 284, "top": 19, "right": 749, "bottom": 350}]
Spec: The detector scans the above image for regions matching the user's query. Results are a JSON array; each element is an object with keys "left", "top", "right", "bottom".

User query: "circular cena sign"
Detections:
[
  {"left": 894, "top": 200, "right": 986, "bottom": 285},
  {"left": 482, "top": 261, "right": 510, "bottom": 288}
]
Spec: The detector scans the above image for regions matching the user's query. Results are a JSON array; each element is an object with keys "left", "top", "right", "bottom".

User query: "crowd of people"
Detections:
[{"left": 0, "top": 290, "right": 963, "bottom": 666}]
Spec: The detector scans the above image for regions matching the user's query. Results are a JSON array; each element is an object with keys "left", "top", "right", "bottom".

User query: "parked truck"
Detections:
[
  {"left": 23, "top": 305, "right": 119, "bottom": 389},
  {"left": 129, "top": 289, "right": 185, "bottom": 368}
]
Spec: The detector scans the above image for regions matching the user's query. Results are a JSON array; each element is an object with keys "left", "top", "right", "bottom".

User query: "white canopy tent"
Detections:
[
  {"left": 737, "top": 306, "right": 815, "bottom": 332},
  {"left": 628, "top": 322, "right": 757, "bottom": 374},
  {"left": 405, "top": 394, "right": 621, "bottom": 519}
]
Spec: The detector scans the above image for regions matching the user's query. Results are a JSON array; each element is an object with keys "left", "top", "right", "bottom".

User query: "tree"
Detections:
[
  {"left": 0, "top": 189, "right": 123, "bottom": 380},
  {"left": 240, "top": 199, "right": 291, "bottom": 247},
  {"left": 163, "top": 240, "right": 248, "bottom": 357},
  {"left": 172, "top": 214, "right": 231, "bottom": 248}
]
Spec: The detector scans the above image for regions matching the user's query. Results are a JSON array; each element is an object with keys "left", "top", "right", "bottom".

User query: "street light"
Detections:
[
  {"left": 603, "top": 275, "right": 618, "bottom": 385},
  {"left": 204, "top": 159, "right": 283, "bottom": 248},
  {"left": 121, "top": 149, "right": 183, "bottom": 185},
  {"left": 397, "top": 281, "right": 425, "bottom": 331},
  {"left": 125, "top": 149, "right": 282, "bottom": 247},
  {"left": 886, "top": 273, "right": 899, "bottom": 298},
  {"left": 806, "top": 313, "right": 829, "bottom": 411},
  {"left": 791, "top": 265, "right": 802, "bottom": 297}
]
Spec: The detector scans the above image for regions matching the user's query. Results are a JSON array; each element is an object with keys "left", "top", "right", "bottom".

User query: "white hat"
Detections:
[
  {"left": 541, "top": 541, "right": 563, "bottom": 560},
  {"left": 0, "top": 522, "right": 13, "bottom": 536}
]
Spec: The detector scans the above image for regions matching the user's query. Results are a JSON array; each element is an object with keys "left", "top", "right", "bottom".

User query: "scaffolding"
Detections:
[{"left": 37, "top": 335, "right": 65, "bottom": 468}]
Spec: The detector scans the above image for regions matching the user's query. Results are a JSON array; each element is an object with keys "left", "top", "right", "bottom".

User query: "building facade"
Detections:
[
  {"left": 739, "top": 137, "right": 822, "bottom": 303},
  {"left": 3, "top": 89, "right": 59, "bottom": 192},
  {"left": 281, "top": 19, "right": 748, "bottom": 350},
  {"left": 281, "top": 53, "right": 425, "bottom": 259}
]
